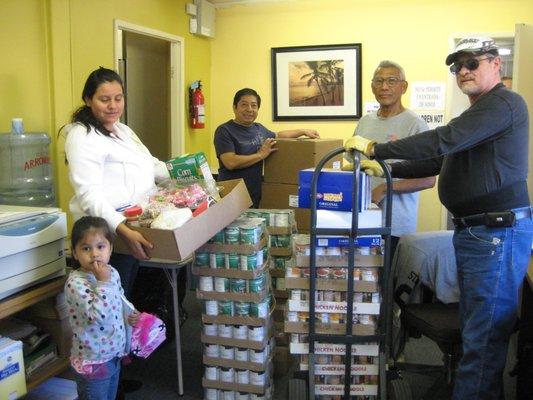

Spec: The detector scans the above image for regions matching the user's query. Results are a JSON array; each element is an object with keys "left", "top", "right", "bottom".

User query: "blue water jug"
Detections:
[{"left": 0, "top": 118, "right": 56, "bottom": 207}]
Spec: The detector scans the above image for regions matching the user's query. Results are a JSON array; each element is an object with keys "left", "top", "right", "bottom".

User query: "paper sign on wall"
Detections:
[
  {"left": 417, "top": 111, "right": 445, "bottom": 130},
  {"left": 410, "top": 82, "right": 446, "bottom": 110},
  {"left": 364, "top": 101, "right": 380, "bottom": 114}
]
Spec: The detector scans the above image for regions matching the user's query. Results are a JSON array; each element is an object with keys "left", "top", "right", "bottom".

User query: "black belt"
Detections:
[{"left": 452, "top": 208, "right": 532, "bottom": 229}]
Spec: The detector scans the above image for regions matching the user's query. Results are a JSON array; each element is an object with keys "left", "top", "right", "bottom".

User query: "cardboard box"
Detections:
[
  {"left": 0, "top": 338, "right": 27, "bottom": 399},
  {"left": 295, "top": 254, "right": 383, "bottom": 267},
  {"left": 260, "top": 182, "right": 310, "bottom": 233},
  {"left": 201, "top": 333, "right": 269, "bottom": 351},
  {"left": 298, "top": 168, "right": 370, "bottom": 212},
  {"left": 287, "top": 299, "right": 380, "bottom": 315},
  {"left": 284, "top": 277, "right": 378, "bottom": 293},
  {"left": 299, "top": 362, "right": 379, "bottom": 375},
  {"left": 314, "top": 384, "right": 378, "bottom": 396},
  {"left": 284, "top": 321, "right": 375, "bottom": 336},
  {"left": 203, "top": 355, "right": 269, "bottom": 372},
  {"left": 114, "top": 179, "right": 252, "bottom": 260},
  {"left": 263, "top": 138, "right": 344, "bottom": 185},
  {"left": 289, "top": 342, "right": 379, "bottom": 356}
]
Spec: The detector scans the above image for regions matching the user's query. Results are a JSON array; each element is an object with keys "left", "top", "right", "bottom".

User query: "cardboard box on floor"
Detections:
[
  {"left": 114, "top": 179, "right": 252, "bottom": 260},
  {"left": 260, "top": 182, "right": 310, "bottom": 233},
  {"left": 263, "top": 138, "right": 344, "bottom": 185}
]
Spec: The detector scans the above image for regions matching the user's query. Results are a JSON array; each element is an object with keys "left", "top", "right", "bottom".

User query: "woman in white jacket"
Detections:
[{"left": 64, "top": 67, "right": 169, "bottom": 296}]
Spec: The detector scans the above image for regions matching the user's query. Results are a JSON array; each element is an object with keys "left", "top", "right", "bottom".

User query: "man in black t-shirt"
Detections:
[{"left": 214, "top": 88, "right": 319, "bottom": 207}]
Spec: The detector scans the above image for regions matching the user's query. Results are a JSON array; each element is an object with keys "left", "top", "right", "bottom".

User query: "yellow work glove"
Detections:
[
  {"left": 341, "top": 162, "right": 354, "bottom": 171},
  {"left": 360, "top": 160, "right": 384, "bottom": 177},
  {"left": 344, "top": 136, "right": 376, "bottom": 157}
]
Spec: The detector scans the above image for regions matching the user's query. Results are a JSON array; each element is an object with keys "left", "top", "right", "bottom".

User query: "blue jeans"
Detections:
[
  {"left": 74, "top": 357, "right": 121, "bottom": 400},
  {"left": 452, "top": 208, "right": 533, "bottom": 400}
]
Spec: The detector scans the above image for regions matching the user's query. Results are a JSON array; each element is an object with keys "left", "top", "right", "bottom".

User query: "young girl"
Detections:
[{"left": 65, "top": 216, "right": 139, "bottom": 400}]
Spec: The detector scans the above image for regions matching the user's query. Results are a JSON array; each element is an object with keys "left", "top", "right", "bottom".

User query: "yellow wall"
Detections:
[
  {"left": 0, "top": 0, "right": 213, "bottom": 219},
  {"left": 211, "top": 0, "right": 533, "bottom": 231}
]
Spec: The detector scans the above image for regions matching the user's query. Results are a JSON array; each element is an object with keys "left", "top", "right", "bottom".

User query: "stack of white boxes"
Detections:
[{"left": 193, "top": 216, "right": 275, "bottom": 400}]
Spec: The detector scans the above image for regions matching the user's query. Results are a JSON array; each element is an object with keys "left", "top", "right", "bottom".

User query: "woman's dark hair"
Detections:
[
  {"left": 71, "top": 67, "right": 124, "bottom": 136},
  {"left": 71, "top": 216, "right": 114, "bottom": 269},
  {"left": 233, "top": 88, "right": 261, "bottom": 108}
]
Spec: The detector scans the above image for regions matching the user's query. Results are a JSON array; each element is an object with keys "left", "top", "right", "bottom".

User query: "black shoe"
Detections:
[{"left": 121, "top": 379, "right": 143, "bottom": 393}]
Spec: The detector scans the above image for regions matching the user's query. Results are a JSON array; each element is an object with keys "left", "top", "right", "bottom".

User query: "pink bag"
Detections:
[{"left": 130, "top": 312, "right": 166, "bottom": 358}]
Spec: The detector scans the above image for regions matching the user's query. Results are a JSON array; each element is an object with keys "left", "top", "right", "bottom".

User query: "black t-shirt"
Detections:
[{"left": 213, "top": 120, "right": 276, "bottom": 207}]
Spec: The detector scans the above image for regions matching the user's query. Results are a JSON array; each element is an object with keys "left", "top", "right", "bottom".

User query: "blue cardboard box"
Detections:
[{"left": 298, "top": 168, "right": 370, "bottom": 211}]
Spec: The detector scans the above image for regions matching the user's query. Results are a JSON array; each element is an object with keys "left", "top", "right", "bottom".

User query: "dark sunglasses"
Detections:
[{"left": 449, "top": 56, "right": 491, "bottom": 75}]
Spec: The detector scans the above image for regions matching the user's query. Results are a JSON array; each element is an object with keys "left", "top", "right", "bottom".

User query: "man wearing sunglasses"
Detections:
[{"left": 345, "top": 36, "right": 532, "bottom": 399}]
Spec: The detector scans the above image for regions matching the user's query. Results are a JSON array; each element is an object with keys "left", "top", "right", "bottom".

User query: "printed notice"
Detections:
[
  {"left": 410, "top": 82, "right": 446, "bottom": 110},
  {"left": 418, "top": 111, "right": 445, "bottom": 130}
]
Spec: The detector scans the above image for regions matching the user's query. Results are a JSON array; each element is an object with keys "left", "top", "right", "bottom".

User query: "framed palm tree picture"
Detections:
[{"left": 271, "top": 43, "right": 362, "bottom": 120}]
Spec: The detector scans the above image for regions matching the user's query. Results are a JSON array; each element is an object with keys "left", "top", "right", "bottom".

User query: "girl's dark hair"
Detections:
[
  {"left": 71, "top": 67, "right": 124, "bottom": 136},
  {"left": 71, "top": 216, "right": 114, "bottom": 268},
  {"left": 233, "top": 88, "right": 261, "bottom": 108}
]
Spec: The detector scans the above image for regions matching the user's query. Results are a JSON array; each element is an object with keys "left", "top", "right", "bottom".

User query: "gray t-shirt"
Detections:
[{"left": 354, "top": 109, "right": 429, "bottom": 236}]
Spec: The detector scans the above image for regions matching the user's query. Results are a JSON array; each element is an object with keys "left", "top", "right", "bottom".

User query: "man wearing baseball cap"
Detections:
[{"left": 346, "top": 36, "right": 532, "bottom": 399}]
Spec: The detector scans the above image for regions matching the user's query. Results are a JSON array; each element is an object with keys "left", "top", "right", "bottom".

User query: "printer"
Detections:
[{"left": 0, "top": 205, "right": 67, "bottom": 300}]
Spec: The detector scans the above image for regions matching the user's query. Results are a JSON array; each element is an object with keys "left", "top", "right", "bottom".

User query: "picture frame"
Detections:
[{"left": 271, "top": 43, "right": 362, "bottom": 121}]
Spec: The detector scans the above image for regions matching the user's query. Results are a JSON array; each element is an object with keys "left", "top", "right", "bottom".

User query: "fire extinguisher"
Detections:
[{"left": 189, "top": 80, "right": 205, "bottom": 129}]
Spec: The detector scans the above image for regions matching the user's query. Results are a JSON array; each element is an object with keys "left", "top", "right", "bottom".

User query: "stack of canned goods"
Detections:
[
  {"left": 269, "top": 234, "right": 291, "bottom": 248},
  {"left": 292, "top": 234, "right": 383, "bottom": 256},
  {"left": 204, "top": 387, "right": 272, "bottom": 400},
  {"left": 203, "top": 322, "right": 268, "bottom": 342},
  {"left": 195, "top": 249, "right": 268, "bottom": 271},
  {"left": 199, "top": 275, "right": 268, "bottom": 295},
  {"left": 242, "top": 209, "right": 293, "bottom": 228},
  {"left": 208, "top": 217, "right": 266, "bottom": 245},
  {"left": 202, "top": 296, "right": 271, "bottom": 319},
  {"left": 203, "top": 337, "right": 274, "bottom": 364},
  {"left": 285, "top": 266, "right": 379, "bottom": 283}
]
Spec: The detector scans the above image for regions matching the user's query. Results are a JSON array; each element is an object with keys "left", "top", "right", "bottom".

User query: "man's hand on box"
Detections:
[{"left": 344, "top": 135, "right": 376, "bottom": 157}]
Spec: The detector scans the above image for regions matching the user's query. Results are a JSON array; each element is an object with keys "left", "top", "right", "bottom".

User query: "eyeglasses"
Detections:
[
  {"left": 449, "top": 56, "right": 492, "bottom": 75},
  {"left": 371, "top": 77, "right": 404, "bottom": 87}
]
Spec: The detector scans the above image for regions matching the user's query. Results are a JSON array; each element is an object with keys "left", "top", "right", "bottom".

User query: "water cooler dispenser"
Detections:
[{"left": 0, "top": 118, "right": 55, "bottom": 207}]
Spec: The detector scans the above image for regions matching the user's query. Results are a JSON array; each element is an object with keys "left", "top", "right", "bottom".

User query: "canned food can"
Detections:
[
  {"left": 248, "top": 276, "right": 265, "bottom": 293},
  {"left": 204, "top": 388, "right": 219, "bottom": 400},
  {"left": 287, "top": 311, "right": 298, "bottom": 322},
  {"left": 195, "top": 252, "right": 209, "bottom": 267},
  {"left": 240, "top": 225, "right": 261, "bottom": 244},
  {"left": 218, "top": 323, "right": 233, "bottom": 338},
  {"left": 236, "top": 369, "right": 249, "bottom": 384},
  {"left": 248, "top": 326, "right": 265, "bottom": 342},
  {"left": 240, "top": 253, "right": 258, "bottom": 271},
  {"left": 220, "top": 345, "right": 235, "bottom": 360},
  {"left": 219, "top": 367, "right": 235, "bottom": 383},
  {"left": 210, "top": 230, "right": 225, "bottom": 244},
  {"left": 204, "top": 343, "right": 220, "bottom": 358},
  {"left": 316, "top": 354, "right": 330, "bottom": 364},
  {"left": 235, "top": 391, "right": 250, "bottom": 400},
  {"left": 255, "top": 249, "right": 264, "bottom": 267},
  {"left": 204, "top": 300, "right": 218, "bottom": 316},
  {"left": 235, "top": 347, "right": 249, "bottom": 361},
  {"left": 227, "top": 252, "right": 240, "bottom": 269},
  {"left": 233, "top": 325, "right": 248, "bottom": 340},
  {"left": 286, "top": 266, "right": 301, "bottom": 278},
  {"left": 319, "top": 313, "right": 330, "bottom": 323},
  {"left": 205, "top": 365, "right": 219, "bottom": 380},
  {"left": 199, "top": 276, "right": 214, "bottom": 292},
  {"left": 230, "top": 278, "right": 246, "bottom": 293},
  {"left": 225, "top": 225, "right": 240, "bottom": 244},
  {"left": 250, "top": 394, "right": 265, "bottom": 400},
  {"left": 275, "top": 211, "right": 290, "bottom": 227},
  {"left": 276, "top": 235, "right": 291, "bottom": 247},
  {"left": 214, "top": 277, "right": 229, "bottom": 292},
  {"left": 249, "top": 348, "right": 266, "bottom": 363},
  {"left": 234, "top": 301, "right": 250, "bottom": 317},
  {"left": 221, "top": 390, "right": 236, "bottom": 400},
  {"left": 249, "top": 370, "right": 265, "bottom": 386},
  {"left": 203, "top": 323, "right": 218, "bottom": 336},
  {"left": 291, "top": 289, "right": 302, "bottom": 300},
  {"left": 210, "top": 253, "right": 225, "bottom": 269},
  {"left": 290, "top": 333, "right": 300, "bottom": 343},
  {"left": 250, "top": 299, "right": 269, "bottom": 318},
  {"left": 218, "top": 300, "right": 234, "bottom": 316}
]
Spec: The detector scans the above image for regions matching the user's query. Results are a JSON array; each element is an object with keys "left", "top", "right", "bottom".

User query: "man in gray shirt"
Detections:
[{"left": 354, "top": 60, "right": 435, "bottom": 257}]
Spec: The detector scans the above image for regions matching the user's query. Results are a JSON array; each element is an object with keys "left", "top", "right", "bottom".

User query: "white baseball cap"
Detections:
[{"left": 445, "top": 35, "right": 499, "bottom": 66}]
